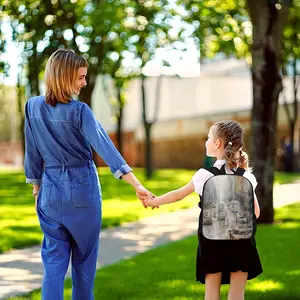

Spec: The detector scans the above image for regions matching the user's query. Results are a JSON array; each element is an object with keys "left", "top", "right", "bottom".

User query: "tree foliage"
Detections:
[
  {"left": 181, "top": 0, "right": 251, "bottom": 62},
  {"left": 181, "top": 0, "right": 294, "bottom": 223},
  {"left": 2, "top": 0, "right": 176, "bottom": 106}
]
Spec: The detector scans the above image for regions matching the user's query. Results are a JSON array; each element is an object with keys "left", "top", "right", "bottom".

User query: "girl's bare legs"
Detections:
[
  {"left": 205, "top": 272, "right": 222, "bottom": 300},
  {"left": 228, "top": 271, "right": 248, "bottom": 300}
]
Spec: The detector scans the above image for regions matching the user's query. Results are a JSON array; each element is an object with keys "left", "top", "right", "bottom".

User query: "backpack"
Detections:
[{"left": 200, "top": 164, "right": 255, "bottom": 240}]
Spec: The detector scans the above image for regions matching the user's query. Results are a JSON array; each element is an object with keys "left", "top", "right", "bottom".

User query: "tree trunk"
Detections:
[
  {"left": 145, "top": 122, "right": 153, "bottom": 179},
  {"left": 27, "top": 52, "right": 40, "bottom": 96},
  {"left": 116, "top": 86, "right": 124, "bottom": 155},
  {"left": 17, "top": 79, "right": 25, "bottom": 165},
  {"left": 248, "top": 1, "right": 290, "bottom": 223},
  {"left": 141, "top": 75, "right": 153, "bottom": 179}
]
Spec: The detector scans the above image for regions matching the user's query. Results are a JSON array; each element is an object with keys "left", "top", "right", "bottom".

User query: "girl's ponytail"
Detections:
[
  {"left": 224, "top": 143, "right": 239, "bottom": 169},
  {"left": 238, "top": 150, "right": 249, "bottom": 170},
  {"left": 224, "top": 147, "right": 250, "bottom": 170}
]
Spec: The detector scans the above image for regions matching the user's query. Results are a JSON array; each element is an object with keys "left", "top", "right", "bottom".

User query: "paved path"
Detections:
[{"left": 1, "top": 183, "right": 300, "bottom": 299}]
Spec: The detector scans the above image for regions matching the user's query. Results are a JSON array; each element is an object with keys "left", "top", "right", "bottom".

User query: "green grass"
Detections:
[
  {"left": 0, "top": 167, "right": 197, "bottom": 254},
  {"left": 1, "top": 168, "right": 300, "bottom": 254},
  {"left": 7, "top": 203, "right": 300, "bottom": 300},
  {"left": 274, "top": 172, "right": 300, "bottom": 185}
]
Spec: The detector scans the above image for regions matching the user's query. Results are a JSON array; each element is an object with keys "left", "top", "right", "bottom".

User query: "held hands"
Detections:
[
  {"left": 144, "top": 195, "right": 158, "bottom": 208},
  {"left": 135, "top": 185, "right": 159, "bottom": 209}
]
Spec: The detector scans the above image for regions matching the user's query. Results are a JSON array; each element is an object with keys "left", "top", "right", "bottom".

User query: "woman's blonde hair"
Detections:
[
  {"left": 212, "top": 120, "right": 250, "bottom": 170},
  {"left": 44, "top": 49, "right": 88, "bottom": 106}
]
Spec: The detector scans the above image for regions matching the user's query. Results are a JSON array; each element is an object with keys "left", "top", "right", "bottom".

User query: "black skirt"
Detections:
[{"left": 196, "top": 233, "right": 263, "bottom": 284}]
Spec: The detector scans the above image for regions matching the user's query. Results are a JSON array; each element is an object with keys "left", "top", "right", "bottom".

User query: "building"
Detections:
[
  {"left": 92, "top": 59, "right": 299, "bottom": 170},
  {"left": 1, "top": 59, "right": 298, "bottom": 169}
]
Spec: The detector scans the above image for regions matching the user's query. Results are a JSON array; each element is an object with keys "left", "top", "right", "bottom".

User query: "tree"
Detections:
[
  {"left": 76, "top": 0, "right": 130, "bottom": 106},
  {"left": 180, "top": 0, "right": 293, "bottom": 223},
  {"left": 3, "top": 0, "right": 181, "bottom": 172},
  {"left": 3, "top": 0, "right": 85, "bottom": 96},
  {"left": 248, "top": 0, "right": 291, "bottom": 223},
  {"left": 102, "top": 58, "right": 134, "bottom": 155},
  {"left": 101, "top": 21, "right": 140, "bottom": 155},
  {"left": 16, "top": 65, "right": 26, "bottom": 164},
  {"left": 128, "top": 0, "right": 177, "bottom": 178},
  {"left": 182, "top": 1, "right": 251, "bottom": 61},
  {"left": 3, "top": 0, "right": 138, "bottom": 107}
]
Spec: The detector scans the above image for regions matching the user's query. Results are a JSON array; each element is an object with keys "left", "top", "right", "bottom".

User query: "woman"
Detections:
[{"left": 24, "top": 49, "right": 153, "bottom": 299}]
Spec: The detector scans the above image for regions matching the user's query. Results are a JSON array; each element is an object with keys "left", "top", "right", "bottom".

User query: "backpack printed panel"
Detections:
[{"left": 201, "top": 174, "right": 254, "bottom": 240}]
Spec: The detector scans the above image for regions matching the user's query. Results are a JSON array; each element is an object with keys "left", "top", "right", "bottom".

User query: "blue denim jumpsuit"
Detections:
[{"left": 24, "top": 96, "right": 132, "bottom": 300}]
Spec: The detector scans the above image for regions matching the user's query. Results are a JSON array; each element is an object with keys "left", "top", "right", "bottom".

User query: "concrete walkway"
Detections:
[{"left": 1, "top": 183, "right": 300, "bottom": 299}]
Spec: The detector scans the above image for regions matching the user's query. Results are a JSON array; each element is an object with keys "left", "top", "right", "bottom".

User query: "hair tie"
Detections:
[{"left": 228, "top": 142, "right": 233, "bottom": 146}]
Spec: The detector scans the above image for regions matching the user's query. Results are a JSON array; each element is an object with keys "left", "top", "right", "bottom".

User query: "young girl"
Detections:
[
  {"left": 24, "top": 49, "right": 153, "bottom": 300},
  {"left": 144, "top": 120, "right": 262, "bottom": 300}
]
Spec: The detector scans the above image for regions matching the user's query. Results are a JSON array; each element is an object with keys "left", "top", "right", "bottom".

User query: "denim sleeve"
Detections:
[
  {"left": 79, "top": 103, "right": 132, "bottom": 179},
  {"left": 24, "top": 101, "right": 44, "bottom": 185}
]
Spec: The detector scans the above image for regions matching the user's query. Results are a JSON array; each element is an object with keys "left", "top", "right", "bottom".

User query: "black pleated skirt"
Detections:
[{"left": 196, "top": 233, "right": 263, "bottom": 284}]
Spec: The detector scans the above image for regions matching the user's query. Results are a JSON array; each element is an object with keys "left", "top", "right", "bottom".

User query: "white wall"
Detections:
[
  {"left": 91, "top": 74, "right": 297, "bottom": 138},
  {"left": 91, "top": 75, "right": 116, "bottom": 133}
]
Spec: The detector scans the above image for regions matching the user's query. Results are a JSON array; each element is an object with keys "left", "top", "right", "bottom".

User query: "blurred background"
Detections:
[{"left": 0, "top": 0, "right": 299, "bottom": 223}]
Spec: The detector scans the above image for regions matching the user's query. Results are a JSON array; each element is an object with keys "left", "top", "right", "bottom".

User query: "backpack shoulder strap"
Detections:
[
  {"left": 233, "top": 167, "right": 246, "bottom": 176},
  {"left": 206, "top": 164, "right": 245, "bottom": 176},
  {"left": 219, "top": 164, "right": 226, "bottom": 174},
  {"left": 203, "top": 167, "right": 221, "bottom": 176},
  {"left": 203, "top": 164, "right": 227, "bottom": 175}
]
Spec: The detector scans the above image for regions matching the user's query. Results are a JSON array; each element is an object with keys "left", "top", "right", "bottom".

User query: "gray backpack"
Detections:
[{"left": 200, "top": 164, "right": 255, "bottom": 240}]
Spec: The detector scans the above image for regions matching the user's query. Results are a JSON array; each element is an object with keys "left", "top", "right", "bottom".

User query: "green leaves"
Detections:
[
  {"left": 2, "top": 0, "right": 179, "bottom": 99},
  {"left": 180, "top": 0, "right": 251, "bottom": 61},
  {"left": 282, "top": 0, "right": 300, "bottom": 67}
]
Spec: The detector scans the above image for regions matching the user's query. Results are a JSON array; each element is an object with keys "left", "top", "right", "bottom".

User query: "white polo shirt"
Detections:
[{"left": 192, "top": 159, "right": 258, "bottom": 196}]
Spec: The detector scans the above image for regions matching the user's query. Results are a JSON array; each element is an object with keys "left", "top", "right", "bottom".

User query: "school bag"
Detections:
[{"left": 200, "top": 164, "right": 255, "bottom": 240}]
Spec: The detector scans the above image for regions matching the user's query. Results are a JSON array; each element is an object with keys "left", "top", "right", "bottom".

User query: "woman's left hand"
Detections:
[{"left": 33, "top": 185, "right": 40, "bottom": 212}]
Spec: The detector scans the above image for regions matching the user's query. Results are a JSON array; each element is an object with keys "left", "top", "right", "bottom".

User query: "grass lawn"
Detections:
[
  {"left": 0, "top": 168, "right": 300, "bottom": 254},
  {"left": 7, "top": 203, "right": 300, "bottom": 300},
  {"left": 0, "top": 167, "right": 197, "bottom": 254}
]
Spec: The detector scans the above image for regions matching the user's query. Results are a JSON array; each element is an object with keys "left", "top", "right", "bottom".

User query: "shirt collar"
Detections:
[{"left": 213, "top": 159, "right": 226, "bottom": 168}]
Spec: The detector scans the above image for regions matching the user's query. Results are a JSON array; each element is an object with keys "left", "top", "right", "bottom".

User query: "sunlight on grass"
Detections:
[
  {"left": 7, "top": 203, "right": 300, "bottom": 300},
  {"left": 186, "top": 283, "right": 206, "bottom": 293},
  {"left": 286, "top": 269, "right": 300, "bottom": 276},
  {"left": 275, "top": 203, "right": 300, "bottom": 221},
  {"left": 157, "top": 279, "right": 188, "bottom": 288},
  {"left": 247, "top": 280, "right": 284, "bottom": 292},
  {"left": 0, "top": 167, "right": 198, "bottom": 253},
  {"left": 1, "top": 167, "right": 300, "bottom": 254},
  {"left": 274, "top": 171, "right": 300, "bottom": 185},
  {"left": 275, "top": 222, "right": 300, "bottom": 229}
]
